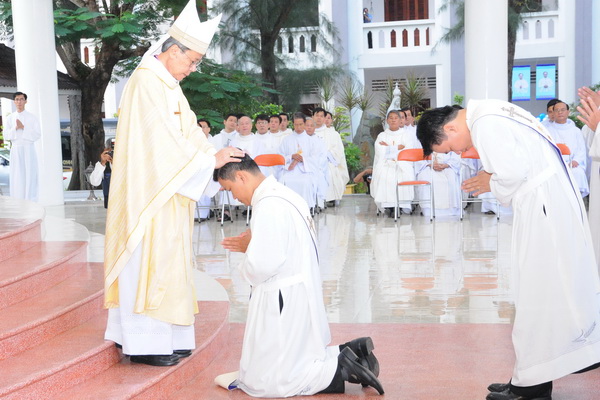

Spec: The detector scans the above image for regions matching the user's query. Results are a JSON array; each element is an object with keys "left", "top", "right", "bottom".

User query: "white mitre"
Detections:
[{"left": 168, "top": 0, "right": 222, "bottom": 54}]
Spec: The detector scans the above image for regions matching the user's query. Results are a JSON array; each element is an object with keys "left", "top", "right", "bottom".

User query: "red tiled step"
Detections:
[
  {"left": 0, "top": 241, "right": 88, "bottom": 310},
  {"left": 0, "top": 262, "right": 104, "bottom": 360},
  {"left": 55, "top": 301, "right": 229, "bottom": 400},
  {"left": 0, "top": 218, "right": 41, "bottom": 263}
]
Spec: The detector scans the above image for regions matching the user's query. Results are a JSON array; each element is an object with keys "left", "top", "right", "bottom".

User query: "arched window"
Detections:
[
  {"left": 84, "top": 47, "right": 89, "bottom": 64},
  {"left": 378, "top": 30, "right": 385, "bottom": 48},
  {"left": 548, "top": 19, "right": 555, "bottom": 38},
  {"left": 288, "top": 36, "right": 294, "bottom": 53},
  {"left": 367, "top": 31, "right": 373, "bottom": 49},
  {"left": 299, "top": 35, "right": 306, "bottom": 52},
  {"left": 276, "top": 37, "right": 283, "bottom": 53},
  {"left": 522, "top": 21, "right": 529, "bottom": 40},
  {"left": 391, "top": 30, "right": 397, "bottom": 48},
  {"left": 402, "top": 29, "right": 408, "bottom": 47},
  {"left": 535, "top": 20, "right": 542, "bottom": 39},
  {"left": 414, "top": 28, "right": 420, "bottom": 46},
  {"left": 311, "top": 35, "right": 317, "bottom": 52},
  {"left": 425, "top": 27, "right": 430, "bottom": 45}
]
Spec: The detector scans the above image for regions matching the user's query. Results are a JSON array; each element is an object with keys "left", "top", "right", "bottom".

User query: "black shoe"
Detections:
[
  {"left": 174, "top": 349, "right": 192, "bottom": 358},
  {"left": 114, "top": 343, "right": 122, "bottom": 349},
  {"left": 486, "top": 389, "right": 552, "bottom": 400},
  {"left": 197, "top": 217, "right": 209, "bottom": 223},
  {"left": 488, "top": 383, "right": 510, "bottom": 392},
  {"left": 338, "top": 347, "right": 384, "bottom": 395},
  {"left": 130, "top": 354, "right": 180, "bottom": 366},
  {"left": 340, "top": 337, "right": 379, "bottom": 379},
  {"left": 222, "top": 213, "right": 231, "bottom": 222},
  {"left": 484, "top": 210, "right": 496, "bottom": 215}
]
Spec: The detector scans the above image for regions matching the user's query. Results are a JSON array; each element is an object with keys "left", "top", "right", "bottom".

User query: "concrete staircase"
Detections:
[{"left": 0, "top": 196, "right": 229, "bottom": 399}]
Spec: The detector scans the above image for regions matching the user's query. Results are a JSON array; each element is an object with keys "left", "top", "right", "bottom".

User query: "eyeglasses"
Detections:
[{"left": 180, "top": 50, "right": 202, "bottom": 70}]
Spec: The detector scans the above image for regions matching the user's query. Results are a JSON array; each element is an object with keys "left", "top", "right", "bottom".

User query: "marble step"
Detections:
[
  {"left": 55, "top": 301, "right": 229, "bottom": 400},
  {"left": 0, "top": 218, "right": 41, "bottom": 263},
  {"left": 0, "top": 241, "right": 88, "bottom": 309},
  {"left": 0, "top": 262, "right": 104, "bottom": 361}
]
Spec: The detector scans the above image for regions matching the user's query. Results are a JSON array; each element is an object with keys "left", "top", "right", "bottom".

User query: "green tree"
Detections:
[
  {"left": 436, "top": 0, "right": 543, "bottom": 101},
  {"left": 213, "top": 0, "right": 339, "bottom": 104}
]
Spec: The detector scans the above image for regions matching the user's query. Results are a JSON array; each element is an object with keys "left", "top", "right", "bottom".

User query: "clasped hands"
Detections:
[{"left": 461, "top": 171, "right": 492, "bottom": 197}]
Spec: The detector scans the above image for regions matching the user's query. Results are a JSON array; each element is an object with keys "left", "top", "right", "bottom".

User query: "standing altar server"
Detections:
[
  {"left": 4, "top": 92, "right": 40, "bottom": 201},
  {"left": 103, "top": 1, "right": 242, "bottom": 367},
  {"left": 418, "top": 100, "right": 600, "bottom": 400}
]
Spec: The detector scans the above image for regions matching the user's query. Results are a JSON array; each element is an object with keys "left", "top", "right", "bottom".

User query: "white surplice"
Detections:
[
  {"left": 4, "top": 110, "right": 41, "bottom": 201},
  {"left": 278, "top": 131, "right": 318, "bottom": 208},
  {"left": 235, "top": 176, "right": 338, "bottom": 397},
  {"left": 415, "top": 151, "right": 461, "bottom": 217},
  {"left": 467, "top": 100, "right": 600, "bottom": 387},
  {"left": 588, "top": 124, "right": 600, "bottom": 270},
  {"left": 371, "top": 127, "right": 419, "bottom": 211},
  {"left": 547, "top": 120, "right": 590, "bottom": 197},
  {"left": 315, "top": 125, "right": 349, "bottom": 202}
]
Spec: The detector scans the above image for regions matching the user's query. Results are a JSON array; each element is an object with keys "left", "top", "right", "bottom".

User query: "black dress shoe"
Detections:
[
  {"left": 488, "top": 382, "right": 510, "bottom": 392},
  {"left": 486, "top": 389, "right": 552, "bottom": 400},
  {"left": 340, "top": 337, "right": 379, "bottom": 378},
  {"left": 130, "top": 354, "right": 180, "bottom": 366},
  {"left": 338, "top": 347, "right": 384, "bottom": 395},
  {"left": 174, "top": 349, "right": 192, "bottom": 358}
]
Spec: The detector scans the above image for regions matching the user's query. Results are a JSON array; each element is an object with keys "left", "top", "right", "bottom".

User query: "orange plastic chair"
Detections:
[
  {"left": 459, "top": 147, "right": 499, "bottom": 220},
  {"left": 395, "top": 148, "right": 434, "bottom": 221}
]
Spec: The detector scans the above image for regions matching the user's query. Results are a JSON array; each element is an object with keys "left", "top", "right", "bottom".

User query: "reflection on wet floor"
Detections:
[{"left": 193, "top": 194, "right": 516, "bottom": 324}]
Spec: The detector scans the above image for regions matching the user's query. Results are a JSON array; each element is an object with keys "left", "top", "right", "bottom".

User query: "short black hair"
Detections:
[
  {"left": 386, "top": 109, "right": 402, "bottom": 119},
  {"left": 255, "top": 114, "right": 269, "bottom": 123},
  {"left": 279, "top": 112, "right": 289, "bottom": 119},
  {"left": 197, "top": 118, "right": 211, "bottom": 128},
  {"left": 312, "top": 107, "right": 327, "bottom": 117},
  {"left": 546, "top": 98, "right": 559, "bottom": 110},
  {"left": 213, "top": 153, "right": 261, "bottom": 182},
  {"left": 292, "top": 112, "right": 306, "bottom": 122},
  {"left": 270, "top": 114, "right": 282, "bottom": 123},
  {"left": 554, "top": 100, "right": 569, "bottom": 110},
  {"left": 325, "top": 111, "right": 333, "bottom": 118},
  {"left": 416, "top": 106, "right": 460, "bottom": 156},
  {"left": 13, "top": 91, "right": 27, "bottom": 100},
  {"left": 224, "top": 113, "right": 238, "bottom": 121}
]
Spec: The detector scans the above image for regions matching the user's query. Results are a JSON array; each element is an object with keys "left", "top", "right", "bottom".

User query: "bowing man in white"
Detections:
[
  {"left": 279, "top": 113, "right": 318, "bottom": 209},
  {"left": 546, "top": 101, "right": 589, "bottom": 197},
  {"left": 415, "top": 151, "right": 461, "bottom": 217},
  {"left": 4, "top": 92, "right": 41, "bottom": 201},
  {"left": 371, "top": 110, "right": 419, "bottom": 215},
  {"left": 314, "top": 108, "right": 349, "bottom": 205},
  {"left": 418, "top": 100, "right": 600, "bottom": 400},
  {"left": 217, "top": 154, "right": 383, "bottom": 397},
  {"left": 577, "top": 87, "right": 600, "bottom": 270},
  {"left": 103, "top": 3, "right": 242, "bottom": 367}
]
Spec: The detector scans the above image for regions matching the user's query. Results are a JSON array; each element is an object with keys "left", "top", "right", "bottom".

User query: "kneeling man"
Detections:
[{"left": 216, "top": 155, "right": 384, "bottom": 397}]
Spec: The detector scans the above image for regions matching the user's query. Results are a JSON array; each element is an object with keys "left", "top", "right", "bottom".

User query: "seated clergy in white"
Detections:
[
  {"left": 306, "top": 117, "right": 329, "bottom": 209},
  {"left": 279, "top": 113, "right": 319, "bottom": 209},
  {"left": 314, "top": 108, "right": 350, "bottom": 205},
  {"left": 216, "top": 154, "right": 383, "bottom": 397},
  {"left": 546, "top": 100, "right": 589, "bottom": 197},
  {"left": 371, "top": 109, "right": 419, "bottom": 215},
  {"left": 415, "top": 151, "right": 461, "bottom": 217},
  {"left": 230, "top": 115, "right": 257, "bottom": 157},
  {"left": 253, "top": 114, "right": 282, "bottom": 179}
]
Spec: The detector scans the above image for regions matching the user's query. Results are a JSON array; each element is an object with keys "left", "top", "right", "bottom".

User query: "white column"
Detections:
[
  {"left": 347, "top": 0, "right": 365, "bottom": 140},
  {"left": 435, "top": 1, "right": 453, "bottom": 107},
  {"left": 593, "top": 0, "right": 600, "bottom": 85},
  {"left": 557, "top": 0, "right": 575, "bottom": 103},
  {"left": 464, "top": 0, "right": 508, "bottom": 101},
  {"left": 11, "top": 0, "right": 64, "bottom": 205}
]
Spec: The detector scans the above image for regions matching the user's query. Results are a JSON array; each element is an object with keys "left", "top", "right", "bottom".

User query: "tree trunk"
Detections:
[
  {"left": 67, "top": 94, "right": 85, "bottom": 190},
  {"left": 260, "top": 33, "right": 279, "bottom": 104}
]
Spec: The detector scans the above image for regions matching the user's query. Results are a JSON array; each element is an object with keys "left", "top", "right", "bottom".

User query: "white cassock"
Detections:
[
  {"left": 415, "top": 152, "right": 461, "bottom": 217},
  {"left": 467, "top": 99, "right": 600, "bottom": 387},
  {"left": 4, "top": 110, "right": 41, "bottom": 201},
  {"left": 279, "top": 131, "right": 318, "bottom": 208},
  {"left": 254, "top": 132, "right": 282, "bottom": 179},
  {"left": 588, "top": 124, "right": 600, "bottom": 270},
  {"left": 371, "top": 127, "right": 419, "bottom": 212},
  {"left": 308, "top": 133, "right": 329, "bottom": 208},
  {"left": 234, "top": 176, "right": 338, "bottom": 397},
  {"left": 547, "top": 121, "right": 589, "bottom": 197},
  {"left": 315, "top": 125, "right": 349, "bottom": 202},
  {"left": 269, "top": 130, "right": 289, "bottom": 149},
  {"left": 230, "top": 133, "right": 257, "bottom": 157}
]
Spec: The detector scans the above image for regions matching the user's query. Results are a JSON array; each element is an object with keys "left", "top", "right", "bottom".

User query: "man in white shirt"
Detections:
[
  {"left": 210, "top": 113, "right": 238, "bottom": 149},
  {"left": 4, "top": 92, "right": 41, "bottom": 201},
  {"left": 90, "top": 138, "right": 115, "bottom": 208},
  {"left": 279, "top": 112, "right": 293, "bottom": 135}
]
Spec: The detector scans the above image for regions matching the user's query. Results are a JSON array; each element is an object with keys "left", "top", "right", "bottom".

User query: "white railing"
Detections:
[
  {"left": 363, "top": 20, "right": 435, "bottom": 52},
  {"left": 517, "top": 11, "right": 559, "bottom": 43}
]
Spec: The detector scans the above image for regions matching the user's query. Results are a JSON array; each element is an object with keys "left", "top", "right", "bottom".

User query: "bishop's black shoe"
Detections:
[
  {"left": 486, "top": 388, "right": 552, "bottom": 400},
  {"left": 130, "top": 354, "right": 180, "bottom": 366},
  {"left": 338, "top": 347, "right": 384, "bottom": 395},
  {"left": 174, "top": 349, "right": 192, "bottom": 358},
  {"left": 340, "top": 337, "right": 380, "bottom": 379}
]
